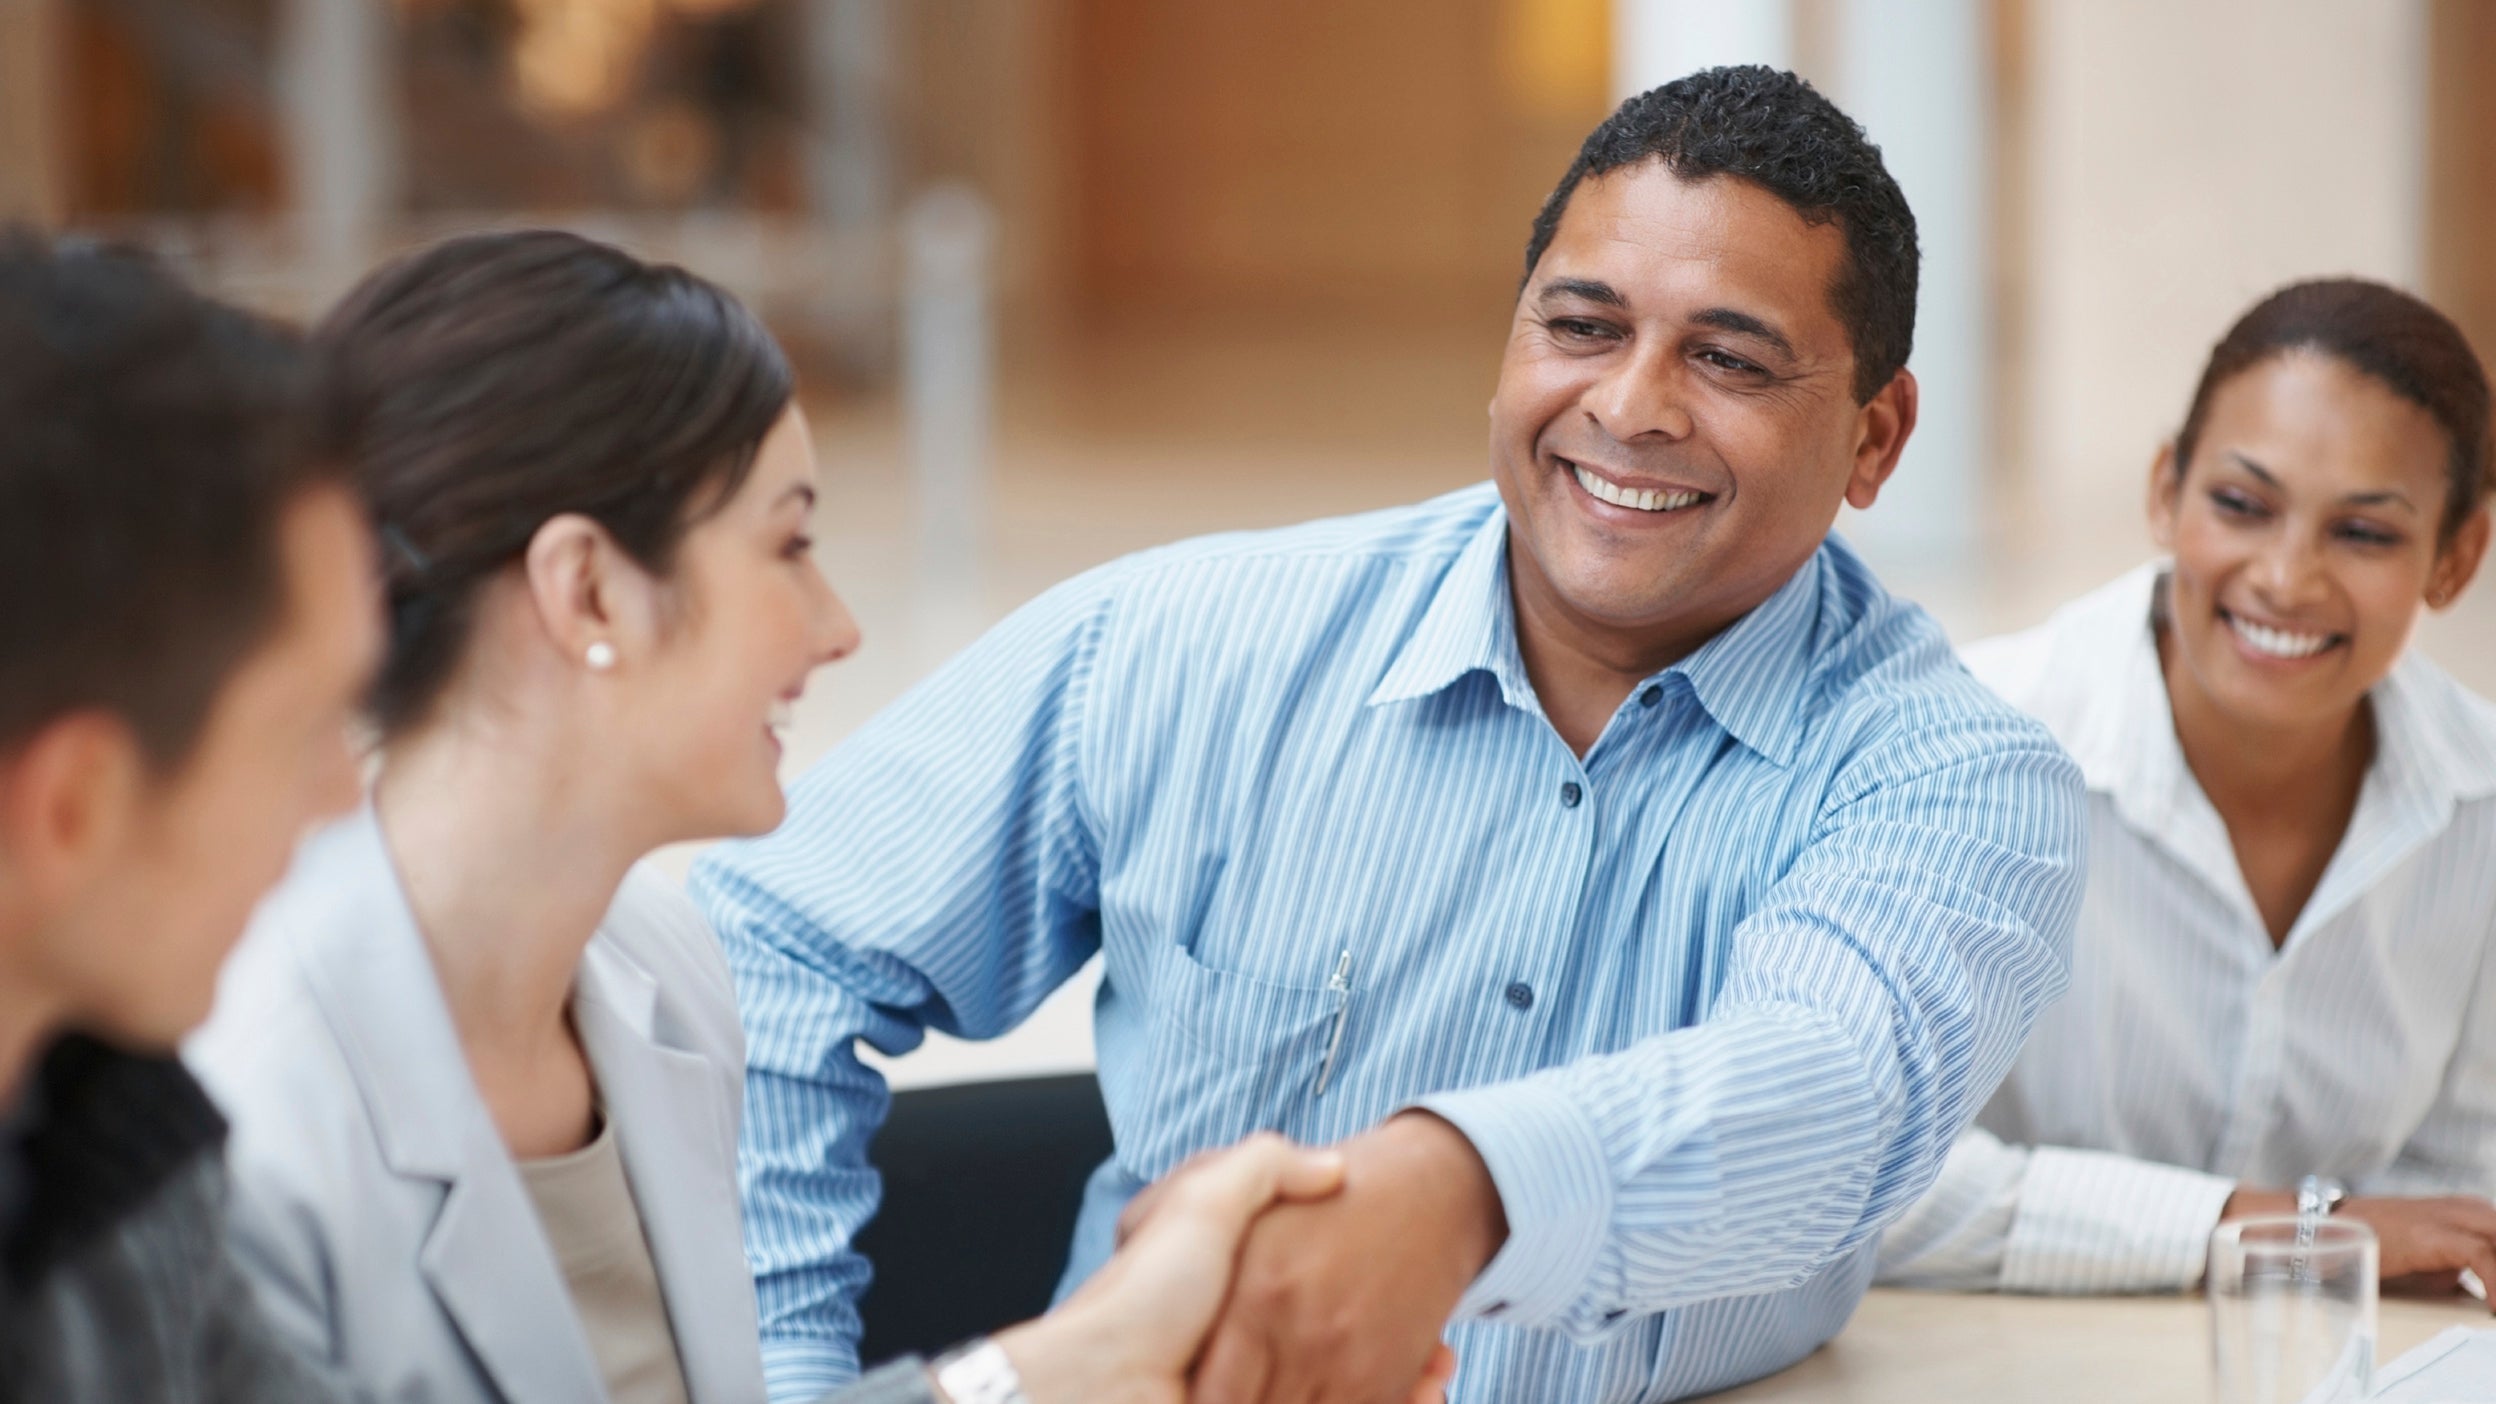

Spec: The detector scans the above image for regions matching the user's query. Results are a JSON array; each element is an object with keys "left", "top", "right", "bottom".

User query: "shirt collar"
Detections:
[
  {"left": 1367, "top": 504, "right": 1535, "bottom": 713},
  {"left": 1662, "top": 546, "right": 1823, "bottom": 767},
  {"left": 2366, "top": 638, "right": 2496, "bottom": 806},
  {"left": 1368, "top": 504, "right": 1827, "bottom": 765}
]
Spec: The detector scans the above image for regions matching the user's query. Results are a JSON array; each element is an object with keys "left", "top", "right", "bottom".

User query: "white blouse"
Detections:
[{"left": 1877, "top": 563, "right": 2496, "bottom": 1292}]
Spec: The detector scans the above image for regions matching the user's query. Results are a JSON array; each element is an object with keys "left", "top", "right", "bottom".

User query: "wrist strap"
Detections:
[
  {"left": 2295, "top": 1174, "right": 2347, "bottom": 1218},
  {"left": 930, "top": 1337, "right": 1031, "bottom": 1404}
]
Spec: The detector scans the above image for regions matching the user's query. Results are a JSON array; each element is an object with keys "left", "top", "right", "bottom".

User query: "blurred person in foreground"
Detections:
[
  {"left": 0, "top": 232, "right": 378, "bottom": 1401},
  {"left": 1877, "top": 279, "right": 2496, "bottom": 1305},
  {"left": 188, "top": 230, "right": 1451, "bottom": 1404},
  {"left": 696, "top": 65, "right": 2087, "bottom": 1404}
]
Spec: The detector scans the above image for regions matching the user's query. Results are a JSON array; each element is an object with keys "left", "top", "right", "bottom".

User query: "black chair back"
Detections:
[{"left": 852, "top": 1072, "right": 1116, "bottom": 1362}]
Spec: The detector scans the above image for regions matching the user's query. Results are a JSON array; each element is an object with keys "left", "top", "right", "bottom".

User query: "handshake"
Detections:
[{"left": 966, "top": 1113, "right": 1506, "bottom": 1404}]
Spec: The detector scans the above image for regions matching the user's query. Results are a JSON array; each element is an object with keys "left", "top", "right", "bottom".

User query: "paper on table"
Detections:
[{"left": 2369, "top": 1326, "right": 2496, "bottom": 1402}]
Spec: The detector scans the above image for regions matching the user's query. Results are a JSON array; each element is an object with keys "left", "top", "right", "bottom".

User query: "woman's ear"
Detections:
[
  {"left": 2146, "top": 442, "right": 2183, "bottom": 549},
  {"left": 2427, "top": 504, "right": 2491, "bottom": 611},
  {"left": 521, "top": 514, "right": 653, "bottom": 671}
]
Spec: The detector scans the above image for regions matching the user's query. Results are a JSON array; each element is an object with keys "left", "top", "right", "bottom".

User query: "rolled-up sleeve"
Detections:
[
  {"left": 1423, "top": 734, "right": 2086, "bottom": 1340},
  {"left": 691, "top": 570, "right": 1119, "bottom": 1403}
]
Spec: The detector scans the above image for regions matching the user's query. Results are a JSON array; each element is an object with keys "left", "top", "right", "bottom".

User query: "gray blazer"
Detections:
[{"left": 187, "top": 807, "right": 769, "bottom": 1404}]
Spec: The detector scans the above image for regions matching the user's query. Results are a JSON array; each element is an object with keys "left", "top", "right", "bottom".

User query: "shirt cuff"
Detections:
[
  {"left": 765, "top": 1336, "right": 864, "bottom": 1404},
  {"left": 814, "top": 1357, "right": 934, "bottom": 1404},
  {"left": 1414, "top": 1079, "right": 1614, "bottom": 1329},
  {"left": 2000, "top": 1145, "right": 2237, "bottom": 1294}
]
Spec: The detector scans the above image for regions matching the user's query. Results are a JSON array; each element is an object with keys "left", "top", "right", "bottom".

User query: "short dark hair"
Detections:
[
  {"left": 2174, "top": 278, "right": 2493, "bottom": 543},
  {"left": 0, "top": 228, "right": 330, "bottom": 770},
  {"left": 317, "top": 230, "right": 795, "bottom": 737},
  {"left": 1522, "top": 65, "right": 1919, "bottom": 404}
]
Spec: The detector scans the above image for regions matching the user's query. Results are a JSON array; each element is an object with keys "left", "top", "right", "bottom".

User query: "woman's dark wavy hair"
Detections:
[
  {"left": 1522, "top": 64, "right": 1919, "bottom": 404},
  {"left": 316, "top": 229, "right": 793, "bottom": 737},
  {"left": 2172, "top": 278, "right": 2493, "bottom": 545}
]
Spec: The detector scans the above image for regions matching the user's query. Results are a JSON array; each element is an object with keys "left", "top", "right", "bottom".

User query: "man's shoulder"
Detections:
[
  {"left": 4, "top": 1151, "right": 338, "bottom": 1404},
  {"left": 3, "top": 1152, "right": 221, "bottom": 1395},
  {"left": 964, "top": 483, "right": 1504, "bottom": 695},
  {"left": 5, "top": 1039, "right": 226, "bottom": 1294},
  {"left": 1094, "top": 483, "right": 1498, "bottom": 613},
  {"left": 1800, "top": 542, "right": 2078, "bottom": 782}
]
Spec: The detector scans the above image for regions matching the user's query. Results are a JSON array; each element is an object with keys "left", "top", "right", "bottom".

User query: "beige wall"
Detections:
[
  {"left": 1061, "top": 0, "right": 1605, "bottom": 324},
  {"left": 0, "top": 0, "right": 61, "bottom": 225},
  {"left": 2014, "top": 0, "right": 2428, "bottom": 590}
]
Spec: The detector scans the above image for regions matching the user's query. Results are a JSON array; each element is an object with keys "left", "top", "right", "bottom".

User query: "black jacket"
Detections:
[{"left": 0, "top": 1034, "right": 340, "bottom": 1403}]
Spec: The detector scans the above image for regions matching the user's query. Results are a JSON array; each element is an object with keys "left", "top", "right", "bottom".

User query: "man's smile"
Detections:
[{"left": 1555, "top": 454, "right": 1716, "bottom": 517}]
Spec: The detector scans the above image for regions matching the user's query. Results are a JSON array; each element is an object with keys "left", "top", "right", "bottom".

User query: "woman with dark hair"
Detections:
[
  {"left": 1877, "top": 278, "right": 2496, "bottom": 1301},
  {"left": 184, "top": 232, "right": 1401, "bottom": 1404}
]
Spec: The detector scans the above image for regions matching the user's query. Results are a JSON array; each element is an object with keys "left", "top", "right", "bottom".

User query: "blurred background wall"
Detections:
[{"left": 2, "top": 0, "right": 2489, "bottom": 1080}]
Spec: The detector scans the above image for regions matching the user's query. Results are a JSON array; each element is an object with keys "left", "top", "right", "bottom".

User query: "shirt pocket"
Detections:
[{"left": 1114, "top": 943, "right": 1347, "bottom": 1181}]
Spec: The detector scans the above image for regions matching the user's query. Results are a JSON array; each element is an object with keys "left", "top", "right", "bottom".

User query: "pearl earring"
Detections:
[{"left": 585, "top": 641, "right": 617, "bottom": 671}]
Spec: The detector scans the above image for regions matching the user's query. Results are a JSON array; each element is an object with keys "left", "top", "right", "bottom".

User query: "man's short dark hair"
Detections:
[
  {"left": 0, "top": 228, "right": 335, "bottom": 770},
  {"left": 1523, "top": 65, "right": 1919, "bottom": 404}
]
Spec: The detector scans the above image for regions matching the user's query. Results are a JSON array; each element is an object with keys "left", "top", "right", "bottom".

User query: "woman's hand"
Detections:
[
  {"left": 985, "top": 1134, "right": 1457, "bottom": 1404},
  {"left": 2225, "top": 1187, "right": 2496, "bottom": 1306},
  {"left": 2344, "top": 1196, "right": 2496, "bottom": 1304}
]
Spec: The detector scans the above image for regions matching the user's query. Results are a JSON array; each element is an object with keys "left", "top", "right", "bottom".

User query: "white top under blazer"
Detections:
[
  {"left": 188, "top": 806, "right": 769, "bottom": 1402},
  {"left": 1877, "top": 562, "right": 2496, "bottom": 1292}
]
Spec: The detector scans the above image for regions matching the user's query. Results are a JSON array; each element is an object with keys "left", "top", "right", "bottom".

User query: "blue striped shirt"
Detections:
[{"left": 692, "top": 483, "right": 2087, "bottom": 1404}]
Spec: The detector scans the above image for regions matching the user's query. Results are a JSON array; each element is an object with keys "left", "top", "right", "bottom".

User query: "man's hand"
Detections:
[
  {"left": 2223, "top": 1188, "right": 2496, "bottom": 1308},
  {"left": 990, "top": 1134, "right": 1456, "bottom": 1404},
  {"left": 1176, "top": 1112, "right": 1506, "bottom": 1404}
]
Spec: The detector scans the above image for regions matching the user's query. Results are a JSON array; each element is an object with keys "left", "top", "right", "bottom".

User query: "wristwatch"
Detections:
[
  {"left": 929, "top": 1338, "right": 1031, "bottom": 1404},
  {"left": 2296, "top": 1175, "right": 2348, "bottom": 1219}
]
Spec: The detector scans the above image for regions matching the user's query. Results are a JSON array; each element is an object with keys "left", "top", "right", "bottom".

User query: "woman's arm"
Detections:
[{"left": 1875, "top": 1126, "right": 2237, "bottom": 1294}]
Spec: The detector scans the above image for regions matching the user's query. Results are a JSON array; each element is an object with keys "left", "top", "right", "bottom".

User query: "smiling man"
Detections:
[{"left": 698, "top": 67, "right": 2088, "bottom": 1404}]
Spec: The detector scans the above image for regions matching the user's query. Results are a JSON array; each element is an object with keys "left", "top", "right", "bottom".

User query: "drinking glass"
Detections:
[{"left": 2210, "top": 1216, "right": 2378, "bottom": 1404}]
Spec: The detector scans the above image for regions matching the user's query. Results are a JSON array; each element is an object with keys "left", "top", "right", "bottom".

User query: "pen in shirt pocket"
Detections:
[{"left": 1312, "top": 949, "right": 1355, "bottom": 1097}]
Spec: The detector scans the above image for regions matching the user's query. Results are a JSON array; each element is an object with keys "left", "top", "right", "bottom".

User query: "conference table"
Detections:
[{"left": 1706, "top": 1288, "right": 2488, "bottom": 1401}]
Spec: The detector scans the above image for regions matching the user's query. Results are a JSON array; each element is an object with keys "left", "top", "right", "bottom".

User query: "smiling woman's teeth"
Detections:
[
  {"left": 1572, "top": 463, "right": 1705, "bottom": 513},
  {"left": 2227, "top": 613, "right": 2335, "bottom": 659},
  {"left": 768, "top": 700, "right": 794, "bottom": 736}
]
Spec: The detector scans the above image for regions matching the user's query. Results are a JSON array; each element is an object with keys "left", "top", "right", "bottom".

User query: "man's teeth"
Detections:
[
  {"left": 768, "top": 700, "right": 794, "bottom": 734},
  {"left": 1571, "top": 463, "right": 1705, "bottom": 513},
  {"left": 2227, "top": 613, "right": 2335, "bottom": 659}
]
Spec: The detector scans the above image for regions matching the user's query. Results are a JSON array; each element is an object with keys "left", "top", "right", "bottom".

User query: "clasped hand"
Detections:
[{"left": 994, "top": 1113, "right": 1503, "bottom": 1404}]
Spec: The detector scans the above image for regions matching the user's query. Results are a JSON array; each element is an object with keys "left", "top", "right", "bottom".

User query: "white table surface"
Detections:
[{"left": 1703, "top": 1287, "right": 2489, "bottom": 1402}]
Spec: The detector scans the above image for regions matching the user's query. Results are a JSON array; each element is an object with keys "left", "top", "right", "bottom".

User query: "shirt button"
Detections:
[
  {"left": 1639, "top": 686, "right": 1662, "bottom": 707},
  {"left": 1559, "top": 780, "right": 1583, "bottom": 808},
  {"left": 1504, "top": 980, "right": 1535, "bottom": 1010}
]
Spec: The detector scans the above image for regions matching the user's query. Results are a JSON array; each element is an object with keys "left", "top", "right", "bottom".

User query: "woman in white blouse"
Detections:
[{"left": 1877, "top": 278, "right": 2496, "bottom": 1301}]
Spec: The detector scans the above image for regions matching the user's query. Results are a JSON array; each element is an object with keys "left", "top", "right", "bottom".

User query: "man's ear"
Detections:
[
  {"left": 2427, "top": 504, "right": 2491, "bottom": 611},
  {"left": 0, "top": 713, "right": 147, "bottom": 917},
  {"left": 2146, "top": 443, "right": 2183, "bottom": 549},
  {"left": 1842, "top": 368, "right": 1918, "bottom": 512}
]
